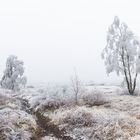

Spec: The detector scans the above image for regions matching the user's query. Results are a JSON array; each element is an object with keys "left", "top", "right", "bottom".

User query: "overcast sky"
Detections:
[{"left": 0, "top": 0, "right": 140, "bottom": 84}]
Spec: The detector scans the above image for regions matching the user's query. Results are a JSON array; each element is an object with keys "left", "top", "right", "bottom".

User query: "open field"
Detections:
[{"left": 1, "top": 84, "right": 140, "bottom": 140}]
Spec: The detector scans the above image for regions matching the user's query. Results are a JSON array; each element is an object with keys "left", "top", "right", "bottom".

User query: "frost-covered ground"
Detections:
[
  {"left": 0, "top": 89, "right": 37, "bottom": 140},
  {"left": 1, "top": 84, "right": 140, "bottom": 139}
]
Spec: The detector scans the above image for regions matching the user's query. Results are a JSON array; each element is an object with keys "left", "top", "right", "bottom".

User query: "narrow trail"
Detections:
[
  {"left": 34, "top": 111, "right": 73, "bottom": 140},
  {"left": 18, "top": 98, "right": 74, "bottom": 140}
]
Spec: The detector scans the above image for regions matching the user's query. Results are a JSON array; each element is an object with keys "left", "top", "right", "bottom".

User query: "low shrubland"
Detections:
[
  {"left": 28, "top": 85, "right": 108, "bottom": 112},
  {"left": 2, "top": 85, "right": 140, "bottom": 139},
  {"left": 49, "top": 106, "right": 140, "bottom": 140}
]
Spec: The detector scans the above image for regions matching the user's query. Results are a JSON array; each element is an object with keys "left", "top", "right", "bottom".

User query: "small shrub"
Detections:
[
  {"left": 82, "top": 89, "right": 107, "bottom": 106},
  {"left": 63, "top": 109, "right": 94, "bottom": 127}
]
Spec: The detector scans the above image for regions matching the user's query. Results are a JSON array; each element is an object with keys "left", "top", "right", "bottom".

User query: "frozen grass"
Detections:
[
  {"left": 0, "top": 92, "right": 37, "bottom": 140},
  {"left": 2, "top": 84, "right": 140, "bottom": 139},
  {"left": 0, "top": 108, "right": 36, "bottom": 140},
  {"left": 41, "top": 136, "right": 58, "bottom": 140},
  {"left": 49, "top": 106, "right": 140, "bottom": 140}
]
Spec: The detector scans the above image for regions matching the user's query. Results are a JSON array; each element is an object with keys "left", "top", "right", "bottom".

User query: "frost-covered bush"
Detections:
[
  {"left": 0, "top": 109, "right": 36, "bottom": 140},
  {"left": 82, "top": 89, "right": 107, "bottom": 106},
  {"left": 0, "top": 94, "right": 37, "bottom": 140},
  {"left": 1, "top": 55, "right": 27, "bottom": 91},
  {"left": 60, "top": 107, "right": 95, "bottom": 127},
  {"left": 49, "top": 106, "right": 96, "bottom": 127},
  {"left": 29, "top": 86, "right": 76, "bottom": 111}
]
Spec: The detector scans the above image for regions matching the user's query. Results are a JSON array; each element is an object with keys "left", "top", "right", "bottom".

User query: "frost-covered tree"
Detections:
[
  {"left": 1, "top": 55, "right": 27, "bottom": 91},
  {"left": 102, "top": 16, "right": 140, "bottom": 95}
]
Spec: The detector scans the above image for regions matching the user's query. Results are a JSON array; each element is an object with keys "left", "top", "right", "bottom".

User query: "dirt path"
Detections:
[
  {"left": 33, "top": 110, "right": 73, "bottom": 140},
  {"left": 18, "top": 98, "right": 73, "bottom": 140}
]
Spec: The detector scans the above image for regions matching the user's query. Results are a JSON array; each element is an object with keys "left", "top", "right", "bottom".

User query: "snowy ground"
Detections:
[{"left": 1, "top": 84, "right": 140, "bottom": 139}]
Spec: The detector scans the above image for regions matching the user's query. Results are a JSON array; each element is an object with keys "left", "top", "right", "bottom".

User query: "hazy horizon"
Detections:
[{"left": 0, "top": 0, "right": 140, "bottom": 84}]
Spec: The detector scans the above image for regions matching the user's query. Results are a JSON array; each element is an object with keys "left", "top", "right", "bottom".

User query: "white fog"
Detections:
[{"left": 1, "top": 0, "right": 139, "bottom": 84}]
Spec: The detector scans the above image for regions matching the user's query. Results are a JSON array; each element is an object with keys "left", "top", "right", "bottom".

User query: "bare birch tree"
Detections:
[{"left": 71, "top": 69, "right": 81, "bottom": 104}]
